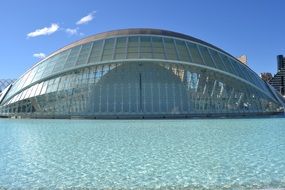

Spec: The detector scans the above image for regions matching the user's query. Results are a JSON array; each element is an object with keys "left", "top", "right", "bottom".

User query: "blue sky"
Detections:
[{"left": 0, "top": 0, "right": 284, "bottom": 79}]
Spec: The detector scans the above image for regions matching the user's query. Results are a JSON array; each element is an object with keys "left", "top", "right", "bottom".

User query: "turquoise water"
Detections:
[{"left": 0, "top": 118, "right": 284, "bottom": 189}]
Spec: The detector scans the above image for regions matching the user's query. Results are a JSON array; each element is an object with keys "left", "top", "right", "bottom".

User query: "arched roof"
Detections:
[{"left": 41, "top": 28, "right": 237, "bottom": 64}]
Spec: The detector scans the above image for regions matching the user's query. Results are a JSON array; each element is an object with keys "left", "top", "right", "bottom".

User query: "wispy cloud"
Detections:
[
  {"left": 76, "top": 11, "right": 96, "bottom": 25},
  {"left": 33, "top": 53, "right": 46, "bottom": 59},
  {"left": 27, "top": 23, "right": 59, "bottom": 38},
  {"left": 65, "top": 28, "right": 78, "bottom": 35}
]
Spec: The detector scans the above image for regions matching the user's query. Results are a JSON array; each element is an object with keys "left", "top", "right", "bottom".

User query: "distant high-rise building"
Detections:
[
  {"left": 236, "top": 55, "right": 247, "bottom": 65},
  {"left": 277, "top": 55, "right": 285, "bottom": 71},
  {"left": 269, "top": 55, "right": 285, "bottom": 96},
  {"left": 260, "top": 72, "right": 273, "bottom": 82}
]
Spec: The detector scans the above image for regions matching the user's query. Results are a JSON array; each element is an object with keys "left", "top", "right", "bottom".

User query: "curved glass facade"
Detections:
[
  {"left": 0, "top": 29, "right": 284, "bottom": 118},
  {"left": 0, "top": 79, "right": 15, "bottom": 92}
]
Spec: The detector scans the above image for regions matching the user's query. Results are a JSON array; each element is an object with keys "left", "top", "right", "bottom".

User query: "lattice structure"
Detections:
[
  {"left": 0, "top": 79, "right": 15, "bottom": 92},
  {"left": 0, "top": 29, "right": 284, "bottom": 118}
]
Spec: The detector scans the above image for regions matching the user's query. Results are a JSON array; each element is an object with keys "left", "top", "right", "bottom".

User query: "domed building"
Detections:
[{"left": 0, "top": 28, "right": 284, "bottom": 118}]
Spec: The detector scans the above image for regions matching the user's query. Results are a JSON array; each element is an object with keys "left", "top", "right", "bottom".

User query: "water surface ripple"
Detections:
[{"left": 0, "top": 118, "right": 284, "bottom": 189}]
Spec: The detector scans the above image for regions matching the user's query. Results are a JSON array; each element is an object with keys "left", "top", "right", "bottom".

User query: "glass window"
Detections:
[
  {"left": 248, "top": 69, "right": 264, "bottom": 89},
  {"left": 175, "top": 40, "right": 191, "bottom": 62},
  {"left": 229, "top": 59, "right": 244, "bottom": 79},
  {"left": 116, "top": 37, "right": 127, "bottom": 48},
  {"left": 22, "top": 67, "right": 38, "bottom": 89},
  {"left": 34, "top": 82, "right": 43, "bottom": 96},
  {"left": 163, "top": 38, "right": 177, "bottom": 60},
  {"left": 238, "top": 64, "right": 253, "bottom": 84},
  {"left": 115, "top": 37, "right": 127, "bottom": 59},
  {"left": 88, "top": 40, "right": 103, "bottom": 63},
  {"left": 19, "top": 90, "right": 27, "bottom": 101},
  {"left": 19, "top": 72, "right": 31, "bottom": 89},
  {"left": 152, "top": 37, "right": 165, "bottom": 59},
  {"left": 29, "top": 84, "right": 38, "bottom": 98},
  {"left": 40, "top": 81, "right": 48, "bottom": 95},
  {"left": 257, "top": 78, "right": 268, "bottom": 93},
  {"left": 52, "top": 77, "right": 60, "bottom": 92},
  {"left": 140, "top": 36, "right": 151, "bottom": 49},
  {"left": 52, "top": 50, "right": 70, "bottom": 73},
  {"left": 76, "top": 42, "right": 92, "bottom": 65},
  {"left": 128, "top": 36, "right": 139, "bottom": 47},
  {"left": 152, "top": 37, "right": 163, "bottom": 48},
  {"left": 64, "top": 46, "right": 81, "bottom": 69},
  {"left": 198, "top": 46, "right": 215, "bottom": 68},
  {"left": 32, "top": 61, "right": 48, "bottom": 83},
  {"left": 140, "top": 36, "right": 152, "bottom": 59},
  {"left": 208, "top": 49, "right": 225, "bottom": 71},
  {"left": 24, "top": 87, "right": 32, "bottom": 99},
  {"left": 127, "top": 36, "right": 139, "bottom": 59},
  {"left": 41, "top": 60, "right": 56, "bottom": 78},
  {"left": 102, "top": 38, "right": 115, "bottom": 61},
  {"left": 104, "top": 38, "right": 115, "bottom": 48},
  {"left": 219, "top": 54, "right": 236, "bottom": 75},
  {"left": 187, "top": 42, "right": 203, "bottom": 64},
  {"left": 15, "top": 93, "right": 21, "bottom": 102}
]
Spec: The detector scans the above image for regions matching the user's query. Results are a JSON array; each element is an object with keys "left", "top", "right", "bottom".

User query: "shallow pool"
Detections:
[{"left": 0, "top": 118, "right": 284, "bottom": 189}]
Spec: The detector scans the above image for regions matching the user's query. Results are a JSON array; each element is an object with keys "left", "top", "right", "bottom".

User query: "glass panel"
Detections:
[
  {"left": 115, "top": 37, "right": 127, "bottom": 59},
  {"left": 20, "top": 89, "right": 28, "bottom": 101},
  {"left": 208, "top": 49, "right": 225, "bottom": 71},
  {"left": 52, "top": 50, "right": 70, "bottom": 73},
  {"left": 22, "top": 66, "right": 38, "bottom": 89},
  {"left": 248, "top": 69, "right": 264, "bottom": 89},
  {"left": 64, "top": 46, "right": 81, "bottom": 69},
  {"left": 24, "top": 87, "right": 32, "bottom": 99},
  {"left": 29, "top": 84, "right": 38, "bottom": 98},
  {"left": 238, "top": 64, "right": 254, "bottom": 84},
  {"left": 128, "top": 36, "right": 139, "bottom": 47},
  {"left": 102, "top": 38, "right": 115, "bottom": 61},
  {"left": 127, "top": 36, "right": 139, "bottom": 59},
  {"left": 229, "top": 59, "right": 244, "bottom": 79},
  {"left": 14, "top": 94, "right": 21, "bottom": 103},
  {"left": 34, "top": 82, "right": 43, "bottom": 96},
  {"left": 140, "top": 36, "right": 152, "bottom": 59},
  {"left": 140, "top": 36, "right": 151, "bottom": 48},
  {"left": 163, "top": 38, "right": 177, "bottom": 60},
  {"left": 152, "top": 37, "right": 165, "bottom": 59},
  {"left": 198, "top": 46, "right": 215, "bottom": 68},
  {"left": 41, "top": 59, "right": 55, "bottom": 78},
  {"left": 187, "top": 42, "right": 203, "bottom": 64},
  {"left": 76, "top": 42, "right": 92, "bottom": 65},
  {"left": 256, "top": 76, "right": 268, "bottom": 93},
  {"left": 175, "top": 40, "right": 191, "bottom": 62},
  {"left": 88, "top": 40, "right": 103, "bottom": 63},
  {"left": 40, "top": 81, "right": 48, "bottom": 95},
  {"left": 1, "top": 60, "right": 281, "bottom": 116},
  {"left": 18, "top": 71, "right": 31, "bottom": 90},
  {"left": 140, "top": 52, "right": 152, "bottom": 59},
  {"left": 219, "top": 53, "right": 236, "bottom": 75},
  {"left": 31, "top": 61, "right": 48, "bottom": 83}
]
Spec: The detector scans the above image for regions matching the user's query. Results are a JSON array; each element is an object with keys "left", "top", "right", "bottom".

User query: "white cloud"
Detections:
[
  {"left": 76, "top": 11, "right": 96, "bottom": 25},
  {"left": 65, "top": 28, "right": 78, "bottom": 35},
  {"left": 27, "top": 23, "right": 59, "bottom": 38},
  {"left": 33, "top": 53, "right": 46, "bottom": 59}
]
